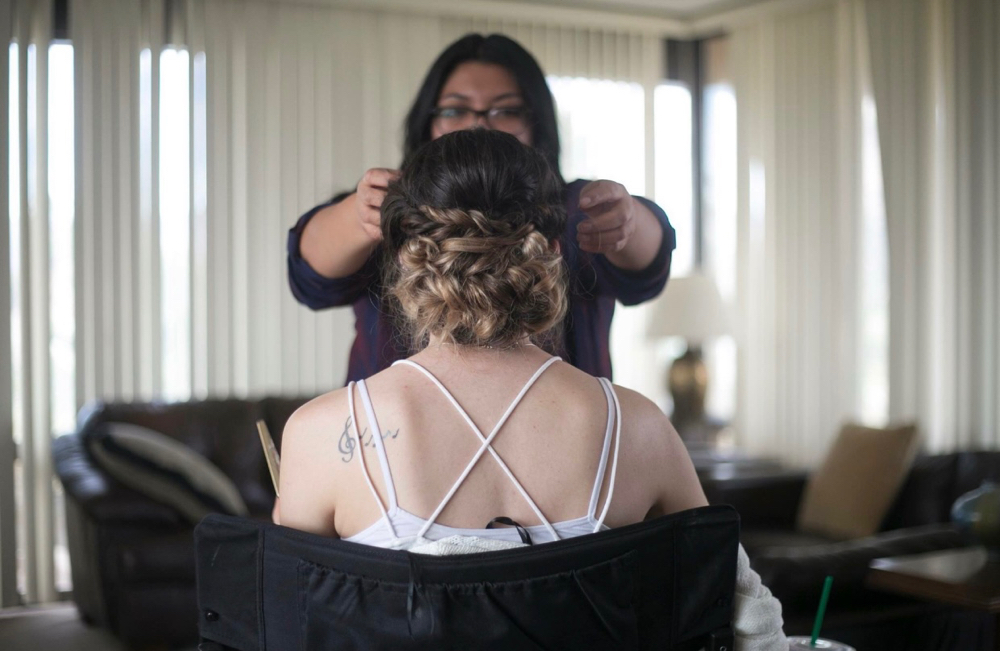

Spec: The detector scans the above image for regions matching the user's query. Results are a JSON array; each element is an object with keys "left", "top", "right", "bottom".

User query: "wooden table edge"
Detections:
[{"left": 867, "top": 550, "right": 1000, "bottom": 613}]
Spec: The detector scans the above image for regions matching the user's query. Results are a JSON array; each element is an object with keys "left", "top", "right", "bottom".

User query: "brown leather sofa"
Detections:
[
  {"left": 52, "top": 397, "right": 309, "bottom": 649},
  {"left": 703, "top": 451, "right": 1000, "bottom": 650}
]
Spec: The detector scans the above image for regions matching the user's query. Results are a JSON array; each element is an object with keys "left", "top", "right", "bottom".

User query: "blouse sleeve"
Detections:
[{"left": 286, "top": 193, "right": 379, "bottom": 310}]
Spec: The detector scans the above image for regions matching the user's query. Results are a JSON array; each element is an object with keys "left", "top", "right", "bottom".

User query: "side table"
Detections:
[{"left": 868, "top": 546, "right": 1000, "bottom": 650}]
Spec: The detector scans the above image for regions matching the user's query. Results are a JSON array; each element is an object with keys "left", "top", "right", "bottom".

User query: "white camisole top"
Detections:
[{"left": 342, "top": 356, "right": 623, "bottom": 550}]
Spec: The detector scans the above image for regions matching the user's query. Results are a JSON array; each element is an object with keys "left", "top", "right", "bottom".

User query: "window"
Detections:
[
  {"left": 48, "top": 42, "right": 74, "bottom": 596},
  {"left": 7, "top": 39, "right": 77, "bottom": 602},
  {"left": 654, "top": 83, "right": 694, "bottom": 277},
  {"left": 858, "top": 94, "right": 888, "bottom": 425},
  {"left": 647, "top": 82, "right": 697, "bottom": 410},
  {"left": 6, "top": 41, "right": 204, "bottom": 601},
  {"left": 698, "top": 37, "right": 738, "bottom": 424},
  {"left": 158, "top": 48, "right": 192, "bottom": 401},
  {"left": 546, "top": 75, "right": 698, "bottom": 405},
  {"left": 547, "top": 76, "right": 645, "bottom": 195}
]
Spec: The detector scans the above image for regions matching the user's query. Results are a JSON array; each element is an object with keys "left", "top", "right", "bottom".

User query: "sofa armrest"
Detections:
[
  {"left": 53, "top": 434, "right": 184, "bottom": 525},
  {"left": 701, "top": 469, "right": 809, "bottom": 530},
  {"left": 751, "top": 524, "right": 967, "bottom": 615}
]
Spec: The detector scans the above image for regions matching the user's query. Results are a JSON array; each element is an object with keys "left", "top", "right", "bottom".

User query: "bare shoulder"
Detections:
[
  {"left": 611, "top": 383, "right": 708, "bottom": 515},
  {"left": 283, "top": 387, "right": 352, "bottom": 443},
  {"left": 611, "top": 384, "right": 675, "bottom": 445},
  {"left": 277, "top": 387, "right": 354, "bottom": 536}
]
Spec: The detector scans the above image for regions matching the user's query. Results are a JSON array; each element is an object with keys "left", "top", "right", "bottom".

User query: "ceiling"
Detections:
[{"left": 502, "top": 0, "right": 774, "bottom": 20}]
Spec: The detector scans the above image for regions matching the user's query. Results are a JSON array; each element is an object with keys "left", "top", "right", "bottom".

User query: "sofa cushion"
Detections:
[
  {"left": 880, "top": 454, "right": 959, "bottom": 530},
  {"left": 797, "top": 423, "right": 919, "bottom": 540},
  {"left": 78, "top": 397, "right": 311, "bottom": 516},
  {"left": 88, "top": 423, "right": 249, "bottom": 524}
]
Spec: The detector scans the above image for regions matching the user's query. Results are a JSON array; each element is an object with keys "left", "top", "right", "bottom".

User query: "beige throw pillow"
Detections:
[{"left": 797, "top": 423, "right": 920, "bottom": 540}]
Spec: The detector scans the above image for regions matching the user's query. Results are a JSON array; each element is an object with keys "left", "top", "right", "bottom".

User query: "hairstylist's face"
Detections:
[{"left": 431, "top": 62, "right": 533, "bottom": 146}]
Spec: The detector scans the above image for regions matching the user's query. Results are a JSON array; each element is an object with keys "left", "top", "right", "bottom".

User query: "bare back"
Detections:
[{"left": 278, "top": 345, "right": 707, "bottom": 540}]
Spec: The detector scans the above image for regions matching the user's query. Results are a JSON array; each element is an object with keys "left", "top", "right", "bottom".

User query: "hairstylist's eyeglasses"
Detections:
[{"left": 430, "top": 106, "right": 532, "bottom": 136}]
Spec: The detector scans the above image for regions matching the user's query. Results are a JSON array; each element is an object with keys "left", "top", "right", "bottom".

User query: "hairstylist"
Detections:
[{"left": 287, "top": 33, "right": 675, "bottom": 382}]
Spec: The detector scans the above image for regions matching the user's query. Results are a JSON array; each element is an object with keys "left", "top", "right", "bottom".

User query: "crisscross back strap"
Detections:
[
  {"left": 590, "top": 378, "right": 622, "bottom": 532},
  {"left": 347, "top": 382, "right": 398, "bottom": 542},
  {"left": 393, "top": 357, "right": 562, "bottom": 541}
]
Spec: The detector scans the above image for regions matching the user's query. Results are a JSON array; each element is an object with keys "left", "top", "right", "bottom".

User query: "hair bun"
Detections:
[{"left": 381, "top": 130, "right": 568, "bottom": 350}]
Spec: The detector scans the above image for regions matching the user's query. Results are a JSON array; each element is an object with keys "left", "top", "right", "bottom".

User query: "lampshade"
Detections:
[{"left": 645, "top": 273, "right": 731, "bottom": 343}]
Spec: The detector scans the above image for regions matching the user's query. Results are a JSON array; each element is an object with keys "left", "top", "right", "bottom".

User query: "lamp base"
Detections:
[{"left": 667, "top": 346, "right": 725, "bottom": 447}]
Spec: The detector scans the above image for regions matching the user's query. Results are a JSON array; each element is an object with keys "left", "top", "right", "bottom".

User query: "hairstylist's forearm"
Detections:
[
  {"left": 299, "top": 193, "right": 377, "bottom": 279},
  {"left": 604, "top": 199, "right": 664, "bottom": 272}
]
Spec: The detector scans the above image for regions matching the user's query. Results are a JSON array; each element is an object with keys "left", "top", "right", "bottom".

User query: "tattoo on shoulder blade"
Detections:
[
  {"left": 338, "top": 417, "right": 357, "bottom": 462},
  {"left": 338, "top": 416, "right": 401, "bottom": 463}
]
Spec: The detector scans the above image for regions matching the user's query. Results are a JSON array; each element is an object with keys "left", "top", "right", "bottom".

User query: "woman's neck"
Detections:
[{"left": 419, "top": 336, "right": 538, "bottom": 361}]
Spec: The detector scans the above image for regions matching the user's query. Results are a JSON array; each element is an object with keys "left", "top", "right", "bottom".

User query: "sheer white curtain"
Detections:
[
  {"left": 729, "top": 0, "right": 868, "bottom": 465},
  {"left": 866, "top": 0, "right": 1000, "bottom": 450},
  {"left": 3, "top": 0, "right": 56, "bottom": 606},
  {"left": 1, "top": 0, "right": 17, "bottom": 610}
]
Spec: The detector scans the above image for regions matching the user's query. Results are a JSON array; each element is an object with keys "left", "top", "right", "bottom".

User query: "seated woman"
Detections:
[
  {"left": 278, "top": 128, "right": 785, "bottom": 647},
  {"left": 279, "top": 127, "right": 701, "bottom": 544}
]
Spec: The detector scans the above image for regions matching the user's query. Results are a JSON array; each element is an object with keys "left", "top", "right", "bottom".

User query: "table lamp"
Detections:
[{"left": 645, "top": 273, "right": 731, "bottom": 443}]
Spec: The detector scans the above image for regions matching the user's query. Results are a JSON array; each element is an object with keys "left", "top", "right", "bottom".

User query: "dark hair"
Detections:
[
  {"left": 382, "top": 129, "right": 567, "bottom": 350},
  {"left": 402, "top": 33, "right": 563, "bottom": 183}
]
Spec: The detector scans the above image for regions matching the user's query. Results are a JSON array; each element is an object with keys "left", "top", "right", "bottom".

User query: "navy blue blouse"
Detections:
[{"left": 287, "top": 179, "right": 675, "bottom": 384}]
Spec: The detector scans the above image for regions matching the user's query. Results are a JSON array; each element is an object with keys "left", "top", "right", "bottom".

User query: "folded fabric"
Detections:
[
  {"left": 88, "top": 422, "right": 248, "bottom": 524},
  {"left": 409, "top": 534, "right": 527, "bottom": 556}
]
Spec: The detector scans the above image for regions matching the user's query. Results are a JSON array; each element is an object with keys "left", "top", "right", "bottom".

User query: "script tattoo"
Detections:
[{"left": 339, "top": 416, "right": 400, "bottom": 463}]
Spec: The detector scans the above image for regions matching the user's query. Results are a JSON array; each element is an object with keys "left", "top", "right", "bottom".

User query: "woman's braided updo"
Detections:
[{"left": 381, "top": 129, "right": 567, "bottom": 351}]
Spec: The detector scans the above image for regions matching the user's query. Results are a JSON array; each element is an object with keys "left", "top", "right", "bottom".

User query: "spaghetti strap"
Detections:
[
  {"left": 587, "top": 379, "right": 616, "bottom": 520},
  {"left": 592, "top": 378, "right": 622, "bottom": 532},
  {"left": 347, "top": 382, "right": 398, "bottom": 542},
  {"left": 393, "top": 357, "right": 562, "bottom": 541},
  {"left": 357, "top": 379, "right": 398, "bottom": 511}
]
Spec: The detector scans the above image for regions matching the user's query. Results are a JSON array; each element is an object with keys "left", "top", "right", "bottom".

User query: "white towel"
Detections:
[
  {"left": 734, "top": 543, "right": 790, "bottom": 650},
  {"left": 408, "top": 534, "right": 527, "bottom": 556}
]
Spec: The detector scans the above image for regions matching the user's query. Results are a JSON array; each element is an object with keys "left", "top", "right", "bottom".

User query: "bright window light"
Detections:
[
  {"left": 654, "top": 83, "right": 693, "bottom": 276},
  {"left": 48, "top": 44, "right": 76, "bottom": 597},
  {"left": 702, "top": 82, "right": 738, "bottom": 422},
  {"left": 48, "top": 43, "right": 75, "bottom": 438},
  {"left": 159, "top": 49, "right": 191, "bottom": 401},
  {"left": 547, "top": 76, "right": 645, "bottom": 196},
  {"left": 9, "top": 43, "right": 22, "bottom": 449},
  {"left": 8, "top": 39, "right": 26, "bottom": 602},
  {"left": 703, "top": 83, "right": 737, "bottom": 300},
  {"left": 859, "top": 95, "right": 888, "bottom": 425}
]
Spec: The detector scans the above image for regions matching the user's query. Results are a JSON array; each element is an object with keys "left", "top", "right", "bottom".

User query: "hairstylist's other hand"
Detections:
[
  {"left": 576, "top": 180, "right": 637, "bottom": 255},
  {"left": 356, "top": 168, "right": 400, "bottom": 242}
]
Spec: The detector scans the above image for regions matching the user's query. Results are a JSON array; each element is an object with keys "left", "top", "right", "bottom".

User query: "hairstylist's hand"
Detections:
[
  {"left": 355, "top": 168, "right": 400, "bottom": 242},
  {"left": 576, "top": 180, "right": 637, "bottom": 255}
]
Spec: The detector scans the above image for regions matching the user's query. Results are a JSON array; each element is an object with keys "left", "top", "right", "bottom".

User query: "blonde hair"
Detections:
[{"left": 388, "top": 206, "right": 566, "bottom": 349}]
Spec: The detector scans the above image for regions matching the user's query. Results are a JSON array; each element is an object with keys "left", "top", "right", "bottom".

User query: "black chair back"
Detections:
[{"left": 195, "top": 505, "right": 739, "bottom": 650}]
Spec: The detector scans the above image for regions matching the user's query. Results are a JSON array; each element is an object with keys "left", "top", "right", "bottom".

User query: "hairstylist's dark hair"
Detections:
[
  {"left": 402, "top": 33, "right": 563, "bottom": 183},
  {"left": 382, "top": 129, "right": 567, "bottom": 351}
]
